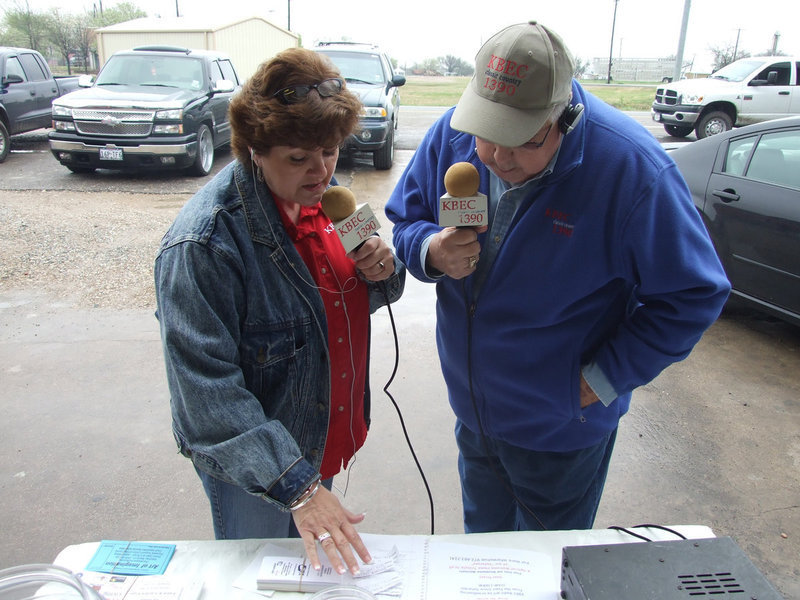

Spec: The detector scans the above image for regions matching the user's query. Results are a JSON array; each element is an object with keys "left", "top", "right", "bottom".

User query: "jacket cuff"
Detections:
[
  {"left": 581, "top": 361, "right": 618, "bottom": 407},
  {"left": 262, "top": 457, "right": 320, "bottom": 510}
]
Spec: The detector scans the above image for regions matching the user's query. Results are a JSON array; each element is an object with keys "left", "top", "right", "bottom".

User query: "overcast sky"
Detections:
[{"left": 14, "top": 0, "right": 800, "bottom": 72}]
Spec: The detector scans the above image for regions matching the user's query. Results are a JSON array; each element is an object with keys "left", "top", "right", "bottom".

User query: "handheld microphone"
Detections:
[
  {"left": 320, "top": 186, "right": 381, "bottom": 253},
  {"left": 438, "top": 162, "right": 488, "bottom": 228}
]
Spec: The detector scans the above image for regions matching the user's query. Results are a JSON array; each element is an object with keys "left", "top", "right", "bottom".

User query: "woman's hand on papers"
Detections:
[{"left": 292, "top": 486, "right": 372, "bottom": 576}]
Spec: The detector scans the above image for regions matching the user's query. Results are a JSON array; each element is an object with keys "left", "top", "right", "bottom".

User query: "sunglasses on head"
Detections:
[{"left": 272, "top": 77, "right": 344, "bottom": 104}]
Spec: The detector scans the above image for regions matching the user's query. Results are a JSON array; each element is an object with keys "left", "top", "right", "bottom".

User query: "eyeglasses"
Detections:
[
  {"left": 271, "top": 78, "right": 344, "bottom": 104},
  {"left": 522, "top": 122, "right": 554, "bottom": 149}
]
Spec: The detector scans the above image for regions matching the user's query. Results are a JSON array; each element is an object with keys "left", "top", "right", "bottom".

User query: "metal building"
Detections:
[{"left": 94, "top": 16, "right": 299, "bottom": 81}]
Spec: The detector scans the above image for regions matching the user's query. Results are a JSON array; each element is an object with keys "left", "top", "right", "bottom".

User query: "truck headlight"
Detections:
[
  {"left": 54, "top": 121, "right": 76, "bottom": 131},
  {"left": 680, "top": 93, "right": 703, "bottom": 104},
  {"left": 154, "top": 124, "right": 184, "bottom": 134},
  {"left": 361, "top": 107, "right": 387, "bottom": 118},
  {"left": 155, "top": 109, "right": 183, "bottom": 119},
  {"left": 52, "top": 105, "right": 72, "bottom": 117}
]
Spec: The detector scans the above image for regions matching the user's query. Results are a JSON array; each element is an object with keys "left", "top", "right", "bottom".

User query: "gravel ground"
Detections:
[{"left": 1, "top": 190, "right": 189, "bottom": 309}]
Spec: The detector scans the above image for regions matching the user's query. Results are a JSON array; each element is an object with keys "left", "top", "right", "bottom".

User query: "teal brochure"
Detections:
[{"left": 86, "top": 540, "right": 176, "bottom": 575}]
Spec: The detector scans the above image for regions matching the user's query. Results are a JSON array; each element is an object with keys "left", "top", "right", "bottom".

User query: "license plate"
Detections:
[{"left": 100, "top": 147, "right": 123, "bottom": 161}]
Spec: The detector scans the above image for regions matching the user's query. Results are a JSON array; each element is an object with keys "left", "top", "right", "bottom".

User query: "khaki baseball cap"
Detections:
[{"left": 451, "top": 21, "right": 575, "bottom": 147}]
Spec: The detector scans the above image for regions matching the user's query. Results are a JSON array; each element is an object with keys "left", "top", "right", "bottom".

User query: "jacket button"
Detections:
[
  {"left": 310, "top": 448, "right": 319, "bottom": 458},
  {"left": 317, "top": 402, "right": 325, "bottom": 413}
]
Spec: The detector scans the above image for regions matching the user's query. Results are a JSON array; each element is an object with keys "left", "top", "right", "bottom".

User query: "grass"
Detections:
[{"left": 400, "top": 75, "right": 657, "bottom": 111}]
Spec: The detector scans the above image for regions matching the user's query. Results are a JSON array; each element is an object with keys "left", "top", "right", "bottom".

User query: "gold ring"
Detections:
[
  {"left": 378, "top": 261, "right": 386, "bottom": 271},
  {"left": 317, "top": 531, "right": 332, "bottom": 543},
  {"left": 468, "top": 256, "right": 478, "bottom": 269}
]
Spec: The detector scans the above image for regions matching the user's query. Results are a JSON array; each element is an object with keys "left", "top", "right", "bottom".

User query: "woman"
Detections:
[{"left": 154, "top": 47, "right": 405, "bottom": 576}]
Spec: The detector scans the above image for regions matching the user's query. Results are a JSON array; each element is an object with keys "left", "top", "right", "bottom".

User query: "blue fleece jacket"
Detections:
[{"left": 385, "top": 81, "right": 730, "bottom": 452}]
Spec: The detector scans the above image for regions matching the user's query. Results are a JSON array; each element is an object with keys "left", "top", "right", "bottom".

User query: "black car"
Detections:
[
  {"left": 314, "top": 42, "right": 405, "bottom": 170},
  {"left": 49, "top": 46, "right": 241, "bottom": 176},
  {"left": 670, "top": 116, "right": 800, "bottom": 325}
]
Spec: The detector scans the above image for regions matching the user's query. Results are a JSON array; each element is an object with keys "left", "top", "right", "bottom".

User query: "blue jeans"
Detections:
[
  {"left": 455, "top": 419, "right": 617, "bottom": 533},
  {"left": 196, "top": 467, "right": 331, "bottom": 540}
]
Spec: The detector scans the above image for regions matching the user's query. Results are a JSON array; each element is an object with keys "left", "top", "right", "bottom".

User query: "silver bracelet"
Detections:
[{"left": 289, "top": 479, "right": 320, "bottom": 511}]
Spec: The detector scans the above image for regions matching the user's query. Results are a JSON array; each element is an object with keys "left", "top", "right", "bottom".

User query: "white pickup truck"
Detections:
[{"left": 651, "top": 56, "right": 800, "bottom": 139}]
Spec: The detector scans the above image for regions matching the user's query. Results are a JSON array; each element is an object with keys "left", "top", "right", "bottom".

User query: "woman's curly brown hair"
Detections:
[{"left": 229, "top": 47, "right": 362, "bottom": 167}]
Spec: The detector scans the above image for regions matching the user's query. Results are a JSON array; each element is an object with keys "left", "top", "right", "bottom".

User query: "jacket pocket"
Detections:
[{"left": 240, "top": 318, "right": 314, "bottom": 428}]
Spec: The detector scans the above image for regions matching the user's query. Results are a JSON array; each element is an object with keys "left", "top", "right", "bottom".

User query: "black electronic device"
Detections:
[
  {"left": 558, "top": 103, "right": 584, "bottom": 134},
  {"left": 560, "top": 536, "right": 784, "bottom": 600}
]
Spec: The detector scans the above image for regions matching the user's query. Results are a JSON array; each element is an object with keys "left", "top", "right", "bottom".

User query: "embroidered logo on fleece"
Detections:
[{"left": 545, "top": 207, "right": 574, "bottom": 237}]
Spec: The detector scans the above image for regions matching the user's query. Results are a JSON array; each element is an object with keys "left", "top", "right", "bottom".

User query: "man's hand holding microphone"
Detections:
[{"left": 427, "top": 162, "right": 488, "bottom": 279}]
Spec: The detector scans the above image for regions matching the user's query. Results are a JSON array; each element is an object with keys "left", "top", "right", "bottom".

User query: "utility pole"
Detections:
[
  {"left": 673, "top": 0, "right": 690, "bottom": 82},
  {"left": 287, "top": 0, "right": 291, "bottom": 30},
  {"left": 175, "top": 0, "right": 180, "bottom": 17},
  {"left": 771, "top": 32, "right": 780, "bottom": 55},
  {"left": 733, "top": 28, "right": 741, "bottom": 62},
  {"left": 606, "top": 0, "right": 619, "bottom": 84}
]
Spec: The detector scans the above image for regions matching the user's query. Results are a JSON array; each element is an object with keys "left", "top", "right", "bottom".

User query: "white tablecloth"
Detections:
[{"left": 52, "top": 525, "right": 715, "bottom": 599}]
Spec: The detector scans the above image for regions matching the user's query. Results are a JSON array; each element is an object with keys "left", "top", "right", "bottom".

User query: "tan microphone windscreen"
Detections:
[
  {"left": 443, "top": 162, "right": 480, "bottom": 198},
  {"left": 320, "top": 186, "right": 357, "bottom": 222}
]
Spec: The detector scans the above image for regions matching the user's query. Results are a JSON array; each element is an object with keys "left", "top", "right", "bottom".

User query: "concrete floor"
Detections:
[{"left": 2, "top": 150, "right": 799, "bottom": 598}]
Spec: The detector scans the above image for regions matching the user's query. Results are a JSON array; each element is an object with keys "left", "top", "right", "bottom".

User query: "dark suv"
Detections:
[{"left": 314, "top": 42, "right": 405, "bottom": 170}]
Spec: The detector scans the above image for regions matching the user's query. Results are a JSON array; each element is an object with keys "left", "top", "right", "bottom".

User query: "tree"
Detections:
[
  {"left": 573, "top": 57, "right": 589, "bottom": 79},
  {"left": 2, "top": 1, "right": 49, "bottom": 51},
  {"left": 709, "top": 43, "right": 751, "bottom": 71},
  {"left": 440, "top": 54, "right": 473, "bottom": 76},
  {"left": 90, "top": 2, "right": 146, "bottom": 27},
  {"left": 414, "top": 57, "right": 442, "bottom": 76},
  {"left": 2, "top": 0, "right": 146, "bottom": 71},
  {"left": 46, "top": 8, "right": 83, "bottom": 74}
]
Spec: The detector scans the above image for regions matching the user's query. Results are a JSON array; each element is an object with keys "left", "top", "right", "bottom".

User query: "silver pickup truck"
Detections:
[
  {"left": 0, "top": 47, "right": 80, "bottom": 162},
  {"left": 652, "top": 56, "right": 800, "bottom": 139}
]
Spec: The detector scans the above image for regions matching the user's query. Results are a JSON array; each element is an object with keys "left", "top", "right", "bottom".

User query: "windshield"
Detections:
[
  {"left": 96, "top": 54, "right": 205, "bottom": 90},
  {"left": 709, "top": 59, "right": 764, "bottom": 82},
  {"left": 318, "top": 51, "right": 386, "bottom": 85}
]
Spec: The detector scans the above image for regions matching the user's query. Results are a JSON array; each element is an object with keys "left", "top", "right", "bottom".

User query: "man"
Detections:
[{"left": 385, "top": 21, "right": 730, "bottom": 533}]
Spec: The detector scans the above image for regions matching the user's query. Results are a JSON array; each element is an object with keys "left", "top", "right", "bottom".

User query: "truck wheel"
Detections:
[
  {"left": 373, "top": 127, "right": 394, "bottom": 170},
  {"left": 695, "top": 111, "right": 733, "bottom": 139},
  {"left": 0, "top": 121, "right": 10, "bottom": 163},
  {"left": 190, "top": 124, "right": 214, "bottom": 176},
  {"left": 664, "top": 124, "right": 693, "bottom": 138}
]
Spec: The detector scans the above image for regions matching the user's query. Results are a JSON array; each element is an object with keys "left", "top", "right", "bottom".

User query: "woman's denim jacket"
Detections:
[{"left": 154, "top": 160, "right": 405, "bottom": 509}]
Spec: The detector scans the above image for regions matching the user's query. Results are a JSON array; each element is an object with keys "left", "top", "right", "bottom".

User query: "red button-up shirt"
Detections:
[{"left": 276, "top": 198, "right": 369, "bottom": 479}]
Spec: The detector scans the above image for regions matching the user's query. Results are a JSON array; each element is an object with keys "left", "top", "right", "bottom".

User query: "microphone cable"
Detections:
[
  {"left": 462, "top": 280, "right": 548, "bottom": 531},
  {"left": 379, "top": 280, "right": 436, "bottom": 535}
]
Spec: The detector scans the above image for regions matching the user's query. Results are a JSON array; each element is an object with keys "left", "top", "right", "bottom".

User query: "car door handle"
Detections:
[
  {"left": 713, "top": 189, "right": 740, "bottom": 203},
  {"left": 779, "top": 90, "right": 790, "bottom": 95}
]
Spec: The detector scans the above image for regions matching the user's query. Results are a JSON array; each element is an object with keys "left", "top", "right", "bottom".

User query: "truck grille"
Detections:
[
  {"left": 72, "top": 108, "right": 155, "bottom": 137},
  {"left": 654, "top": 88, "right": 679, "bottom": 106}
]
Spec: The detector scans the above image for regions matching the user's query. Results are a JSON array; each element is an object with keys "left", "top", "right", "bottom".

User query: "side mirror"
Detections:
[
  {"left": 2, "top": 73, "right": 24, "bottom": 85},
  {"left": 78, "top": 74, "right": 94, "bottom": 87},
  {"left": 386, "top": 73, "right": 406, "bottom": 93},
  {"left": 212, "top": 79, "right": 236, "bottom": 93},
  {"left": 767, "top": 70, "right": 778, "bottom": 84}
]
